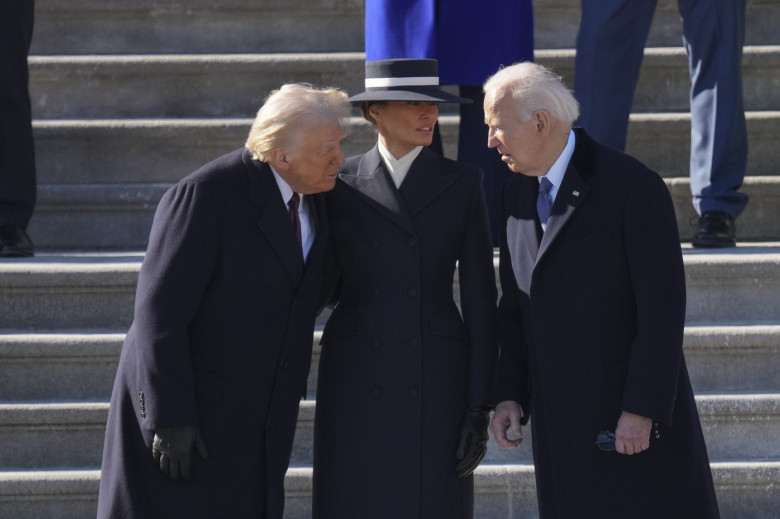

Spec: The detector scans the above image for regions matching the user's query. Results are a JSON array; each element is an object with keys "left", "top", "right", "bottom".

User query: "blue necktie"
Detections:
[{"left": 537, "top": 177, "right": 553, "bottom": 227}]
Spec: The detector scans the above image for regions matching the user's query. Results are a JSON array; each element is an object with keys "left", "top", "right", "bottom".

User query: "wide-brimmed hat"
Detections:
[{"left": 349, "top": 58, "right": 471, "bottom": 104}]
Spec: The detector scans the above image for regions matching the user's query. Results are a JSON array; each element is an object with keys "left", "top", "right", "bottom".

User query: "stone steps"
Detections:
[
  {"left": 28, "top": 112, "right": 780, "bottom": 185},
  {"left": 31, "top": 0, "right": 365, "bottom": 55},
  {"left": 3, "top": 247, "right": 780, "bottom": 330},
  {"left": 2, "top": 462, "right": 779, "bottom": 519},
  {"left": 5, "top": 0, "right": 777, "bottom": 517},
  {"left": 28, "top": 47, "right": 780, "bottom": 119},
  {"left": 3, "top": 324, "right": 779, "bottom": 404},
  {"left": 28, "top": 0, "right": 780, "bottom": 56},
  {"left": 21, "top": 111, "right": 780, "bottom": 249},
  {"left": 1, "top": 394, "right": 778, "bottom": 470}
]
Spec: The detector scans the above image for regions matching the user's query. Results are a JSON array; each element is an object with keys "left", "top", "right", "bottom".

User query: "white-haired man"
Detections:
[
  {"left": 484, "top": 62, "right": 719, "bottom": 518},
  {"left": 97, "top": 84, "right": 350, "bottom": 519}
]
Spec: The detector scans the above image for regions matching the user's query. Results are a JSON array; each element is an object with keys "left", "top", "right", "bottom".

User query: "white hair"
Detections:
[
  {"left": 245, "top": 83, "right": 351, "bottom": 161},
  {"left": 483, "top": 62, "right": 580, "bottom": 124}
]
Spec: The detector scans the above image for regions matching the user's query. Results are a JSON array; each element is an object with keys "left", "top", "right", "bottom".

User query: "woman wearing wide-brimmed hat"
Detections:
[{"left": 312, "top": 58, "right": 498, "bottom": 519}]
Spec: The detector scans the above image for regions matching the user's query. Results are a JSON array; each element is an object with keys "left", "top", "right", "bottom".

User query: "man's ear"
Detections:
[
  {"left": 533, "top": 110, "right": 550, "bottom": 134},
  {"left": 268, "top": 148, "right": 288, "bottom": 170}
]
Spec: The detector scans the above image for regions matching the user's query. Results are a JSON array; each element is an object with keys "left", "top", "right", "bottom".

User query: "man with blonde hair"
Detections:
[
  {"left": 98, "top": 83, "right": 350, "bottom": 519},
  {"left": 484, "top": 62, "right": 719, "bottom": 517}
]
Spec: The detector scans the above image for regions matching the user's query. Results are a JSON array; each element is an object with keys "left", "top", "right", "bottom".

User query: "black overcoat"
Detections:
[
  {"left": 495, "top": 129, "right": 720, "bottom": 518},
  {"left": 97, "top": 148, "right": 327, "bottom": 519},
  {"left": 312, "top": 146, "right": 498, "bottom": 519}
]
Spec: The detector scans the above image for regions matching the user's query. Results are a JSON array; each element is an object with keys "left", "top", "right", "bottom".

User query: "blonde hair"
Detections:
[
  {"left": 483, "top": 62, "right": 580, "bottom": 124},
  {"left": 245, "top": 83, "right": 351, "bottom": 161}
]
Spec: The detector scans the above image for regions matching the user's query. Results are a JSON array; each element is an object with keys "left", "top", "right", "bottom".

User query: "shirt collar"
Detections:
[
  {"left": 269, "top": 164, "right": 303, "bottom": 207},
  {"left": 538, "top": 129, "right": 576, "bottom": 201},
  {"left": 377, "top": 139, "right": 424, "bottom": 188}
]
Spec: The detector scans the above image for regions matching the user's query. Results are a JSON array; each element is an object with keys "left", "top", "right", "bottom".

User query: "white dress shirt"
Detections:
[
  {"left": 377, "top": 139, "right": 424, "bottom": 188},
  {"left": 270, "top": 165, "right": 314, "bottom": 261}
]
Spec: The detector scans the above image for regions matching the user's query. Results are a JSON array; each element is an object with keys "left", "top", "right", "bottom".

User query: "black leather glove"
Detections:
[
  {"left": 455, "top": 404, "right": 492, "bottom": 478},
  {"left": 152, "top": 425, "right": 209, "bottom": 482}
]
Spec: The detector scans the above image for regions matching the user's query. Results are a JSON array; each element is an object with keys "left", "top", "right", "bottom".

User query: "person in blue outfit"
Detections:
[
  {"left": 0, "top": 0, "right": 36, "bottom": 257},
  {"left": 574, "top": 0, "right": 748, "bottom": 248},
  {"left": 365, "top": 0, "right": 534, "bottom": 244}
]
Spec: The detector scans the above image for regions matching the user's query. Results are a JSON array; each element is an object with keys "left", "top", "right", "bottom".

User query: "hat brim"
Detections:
[{"left": 349, "top": 87, "right": 472, "bottom": 104}]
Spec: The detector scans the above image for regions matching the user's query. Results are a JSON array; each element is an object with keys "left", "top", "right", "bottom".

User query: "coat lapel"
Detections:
[
  {"left": 244, "top": 152, "right": 304, "bottom": 284},
  {"left": 398, "top": 147, "right": 458, "bottom": 217},
  {"left": 504, "top": 175, "right": 540, "bottom": 291},
  {"left": 536, "top": 148, "right": 590, "bottom": 266},
  {"left": 338, "top": 146, "right": 415, "bottom": 235}
]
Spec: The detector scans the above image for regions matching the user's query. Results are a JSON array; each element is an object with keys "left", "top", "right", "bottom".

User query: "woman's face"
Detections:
[{"left": 370, "top": 101, "right": 439, "bottom": 159}]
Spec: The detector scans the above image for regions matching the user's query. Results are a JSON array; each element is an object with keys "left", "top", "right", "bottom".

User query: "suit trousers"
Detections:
[
  {"left": 0, "top": 0, "right": 37, "bottom": 228},
  {"left": 574, "top": 0, "right": 748, "bottom": 217}
]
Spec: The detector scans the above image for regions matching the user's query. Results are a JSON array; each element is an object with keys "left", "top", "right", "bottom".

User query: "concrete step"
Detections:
[
  {"left": 0, "top": 330, "right": 323, "bottom": 402},
  {"left": 2, "top": 247, "right": 780, "bottom": 330},
  {"left": 0, "top": 333, "right": 121, "bottom": 402},
  {"left": 29, "top": 110, "right": 780, "bottom": 187},
  {"left": 26, "top": 174, "right": 780, "bottom": 251},
  {"left": 0, "top": 403, "right": 107, "bottom": 469},
  {"left": 2, "top": 322, "right": 779, "bottom": 404},
  {"left": 28, "top": 53, "right": 366, "bottom": 119},
  {"left": 23, "top": 111, "right": 780, "bottom": 250},
  {"left": 685, "top": 325, "right": 780, "bottom": 393},
  {"left": 30, "top": 0, "right": 365, "bottom": 55},
  {"left": 0, "top": 253, "right": 141, "bottom": 330},
  {"left": 28, "top": 47, "right": 779, "bottom": 119},
  {"left": 534, "top": 0, "right": 780, "bottom": 49},
  {"left": 1, "top": 393, "right": 777, "bottom": 477},
  {"left": 29, "top": 0, "right": 780, "bottom": 57},
  {"left": 681, "top": 245, "right": 780, "bottom": 324},
  {"left": 537, "top": 47, "right": 780, "bottom": 114},
  {"left": 1, "top": 462, "right": 778, "bottom": 519}
]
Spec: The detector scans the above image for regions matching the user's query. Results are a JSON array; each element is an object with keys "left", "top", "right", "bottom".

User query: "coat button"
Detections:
[
  {"left": 370, "top": 386, "right": 383, "bottom": 398},
  {"left": 282, "top": 360, "right": 289, "bottom": 370},
  {"left": 371, "top": 339, "right": 381, "bottom": 350},
  {"left": 370, "top": 240, "right": 380, "bottom": 249},
  {"left": 407, "top": 338, "right": 418, "bottom": 347},
  {"left": 408, "top": 238, "right": 417, "bottom": 247},
  {"left": 408, "top": 288, "right": 417, "bottom": 297},
  {"left": 372, "top": 288, "right": 381, "bottom": 298},
  {"left": 408, "top": 387, "right": 419, "bottom": 397}
]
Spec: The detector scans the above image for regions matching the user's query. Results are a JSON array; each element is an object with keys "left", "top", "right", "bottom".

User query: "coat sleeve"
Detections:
[
  {"left": 493, "top": 181, "right": 531, "bottom": 421},
  {"left": 456, "top": 169, "right": 499, "bottom": 406},
  {"left": 620, "top": 169, "right": 686, "bottom": 426},
  {"left": 132, "top": 178, "right": 222, "bottom": 430}
]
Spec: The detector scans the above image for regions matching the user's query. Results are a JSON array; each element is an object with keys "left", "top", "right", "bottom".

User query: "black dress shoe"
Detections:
[
  {"left": 692, "top": 211, "right": 736, "bottom": 248},
  {"left": 0, "top": 226, "right": 35, "bottom": 257}
]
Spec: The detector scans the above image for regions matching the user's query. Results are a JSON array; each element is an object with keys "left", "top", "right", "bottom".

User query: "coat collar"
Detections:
[
  {"left": 504, "top": 129, "right": 593, "bottom": 268},
  {"left": 338, "top": 145, "right": 458, "bottom": 235}
]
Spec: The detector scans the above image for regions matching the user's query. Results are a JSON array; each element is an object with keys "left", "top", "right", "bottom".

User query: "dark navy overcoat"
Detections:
[
  {"left": 312, "top": 146, "right": 498, "bottom": 518},
  {"left": 97, "top": 148, "right": 328, "bottom": 519},
  {"left": 495, "top": 129, "right": 720, "bottom": 518}
]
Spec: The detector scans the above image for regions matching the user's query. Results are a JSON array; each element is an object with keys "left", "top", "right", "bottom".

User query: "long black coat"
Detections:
[
  {"left": 97, "top": 148, "right": 327, "bottom": 519},
  {"left": 495, "top": 129, "right": 719, "bottom": 518},
  {"left": 312, "top": 146, "right": 498, "bottom": 519}
]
